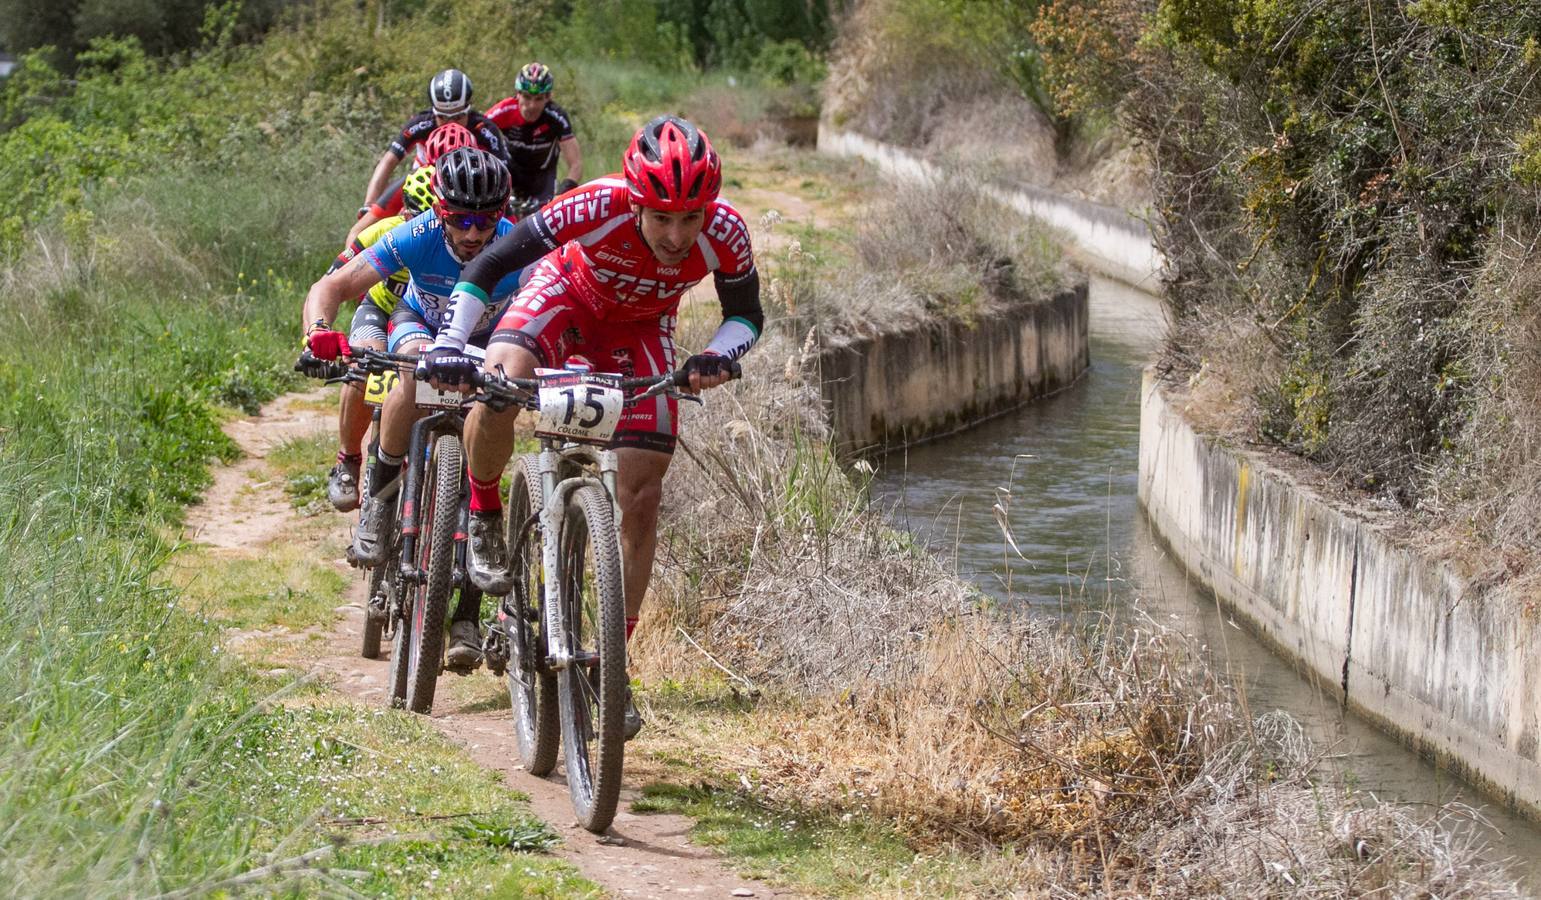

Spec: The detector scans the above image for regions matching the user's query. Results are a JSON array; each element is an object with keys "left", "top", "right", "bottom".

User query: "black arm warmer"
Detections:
[
  {"left": 459, "top": 213, "right": 560, "bottom": 293},
  {"left": 715, "top": 268, "right": 764, "bottom": 334}
]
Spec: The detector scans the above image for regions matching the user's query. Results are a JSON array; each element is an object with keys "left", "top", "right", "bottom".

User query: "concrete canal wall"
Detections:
[
  {"left": 1138, "top": 371, "right": 1541, "bottom": 818},
  {"left": 819, "top": 123, "right": 1541, "bottom": 816},
  {"left": 817, "top": 284, "right": 1088, "bottom": 454},
  {"left": 818, "top": 125, "right": 1162, "bottom": 288}
]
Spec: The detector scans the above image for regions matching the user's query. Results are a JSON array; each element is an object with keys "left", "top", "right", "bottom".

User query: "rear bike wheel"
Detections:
[
  {"left": 555, "top": 483, "right": 627, "bottom": 833},
  {"left": 405, "top": 433, "right": 461, "bottom": 714},
  {"left": 503, "top": 453, "right": 559, "bottom": 775}
]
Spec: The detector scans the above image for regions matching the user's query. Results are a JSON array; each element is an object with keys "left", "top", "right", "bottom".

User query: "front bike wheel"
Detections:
[
  {"left": 362, "top": 559, "right": 386, "bottom": 660},
  {"left": 359, "top": 431, "right": 384, "bottom": 659},
  {"left": 556, "top": 483, "right": 627, "bottom": 833},
  {"left": 503, "top": 453, "right": 560, "bottom": 775},
  {"left": 405, "top": 433, "right": 461, "bottom": 714}
]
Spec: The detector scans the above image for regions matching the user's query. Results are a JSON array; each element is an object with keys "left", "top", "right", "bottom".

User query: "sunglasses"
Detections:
[{"left": 436, "top": 205, "right": 503, "bottom": 230}]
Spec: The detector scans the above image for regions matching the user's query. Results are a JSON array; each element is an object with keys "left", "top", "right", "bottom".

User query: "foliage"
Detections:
[
  {"left": 1046, "top": 0, "right": 1541, "bottom": 521},
  {"left": 825, "top": 0, "right": 1053, "bottom": 142},
  {"left": 0, "top": 0, "right": 790, "bottom": 888},
  {"left": 0, "top": 0, "right": 296, "bottom": 61}
]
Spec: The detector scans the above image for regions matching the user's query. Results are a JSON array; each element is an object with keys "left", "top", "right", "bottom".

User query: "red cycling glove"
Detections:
[{"left": 307, "top": 329, "right": 352, "bottom": 361}]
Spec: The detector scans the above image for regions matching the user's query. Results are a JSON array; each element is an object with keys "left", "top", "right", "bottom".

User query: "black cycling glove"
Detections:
[
  {"left": 295, "top": 351, "right": 343, "bottom": 380},
  {"left": 417, "top": 347, "right": 480, "bottom": 388},
  {"left": 556, "top": 178, "right": 579, "bottom": 195},
  {"left": 680, "top": 353, "right": 739, "bottom": 382}
]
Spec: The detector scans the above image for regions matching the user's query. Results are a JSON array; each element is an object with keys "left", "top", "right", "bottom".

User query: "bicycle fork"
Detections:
[{"left": 539, "top": 445, "right": 622, "bottom": 671}]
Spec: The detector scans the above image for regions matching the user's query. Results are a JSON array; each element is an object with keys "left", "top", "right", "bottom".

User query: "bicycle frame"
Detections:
[
  {"left": 537, "top": 439, "right": 621, "bottom": 671},
  {"left": 398, "top": 407, "right": 469, "bottom": 585}
]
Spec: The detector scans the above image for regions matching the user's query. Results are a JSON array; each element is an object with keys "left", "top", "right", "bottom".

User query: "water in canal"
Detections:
[{"left": 872, "top": 274, "right": 1541, "bottom": 885}]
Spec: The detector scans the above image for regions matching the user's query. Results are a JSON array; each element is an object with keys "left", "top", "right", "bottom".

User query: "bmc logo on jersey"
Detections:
[
  {"left": 544, "top": 193, "right": 614, "bottom": 233},
  {"left": 594, "top": 250, "right": 638, "bottom": 269},
  {"left": 705, "top": 208, "right": 752, "bottom": 271}
]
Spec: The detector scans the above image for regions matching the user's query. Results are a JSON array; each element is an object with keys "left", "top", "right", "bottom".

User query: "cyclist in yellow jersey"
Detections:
[{"left": 323, "top": 165, "right": 437, "bottom": 511}]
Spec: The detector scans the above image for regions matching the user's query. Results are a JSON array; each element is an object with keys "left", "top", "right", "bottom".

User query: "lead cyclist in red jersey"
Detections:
[{"left": 421, "top": 116, "right": 761, "bottom": 737}]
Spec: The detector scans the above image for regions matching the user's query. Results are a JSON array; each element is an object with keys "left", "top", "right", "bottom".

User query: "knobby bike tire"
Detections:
[
  {"left": 505, "top": 452, "right": 560, "bottom": 775},
  {"left": 556, "top": 483, "right": 627, "bottom": 833},
  {"left": 405, "top": 434, "right": 461, "bottom": 714}
]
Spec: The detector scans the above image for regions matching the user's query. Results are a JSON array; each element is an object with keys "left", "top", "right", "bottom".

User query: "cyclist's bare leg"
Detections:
[
  {"left": 338, "top": 337, "right": 385, "bottom": 455},
  {"left": 614, "top": 447, "right": 672, "bottom": 619},
  {"left": 464, "top": 342, "right": 539, "bottom": 484}
]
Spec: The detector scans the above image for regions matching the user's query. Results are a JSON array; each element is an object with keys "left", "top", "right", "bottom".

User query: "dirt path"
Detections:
[{"left": 185, "top": 388, "right": 794, "bottom": 899}]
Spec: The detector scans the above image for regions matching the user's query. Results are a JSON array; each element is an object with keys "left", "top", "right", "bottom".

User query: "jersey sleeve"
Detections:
[
  {"left": 703, "top": 200, "right": 757, "bottom": 280},
  {"left": 548, "top": 104, "right": 575, "bottom": 141},
  {"left": 387, "top": 112, "right": 433, "bottom": 159},
  {"left": 470, "top": 112, "right": 510, "bottom": 163}
]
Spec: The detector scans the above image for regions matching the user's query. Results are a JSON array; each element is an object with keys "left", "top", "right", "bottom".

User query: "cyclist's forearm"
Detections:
[
  {"left": 303, "top": 282, "right": 346, "bottom": 333},
  {"left": 305, "top": 257, "right": 385, "bottom": 332},
  {"left": 560, "top": 138, "right": 583, "bottom": 183},
  {"left": 363, "top": 152, "right": 401, "bottom": 207},
  {"left": 431, "top": 287, "right": 488, "bottom": 352},
  {"left": 707, "top": 269, "right": 762, "bottom": 359}
]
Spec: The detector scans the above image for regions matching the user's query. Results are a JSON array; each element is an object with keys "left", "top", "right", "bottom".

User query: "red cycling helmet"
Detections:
[
  {"left": 424, "top": 122, "right": 478, "bottom": 164},
  {"left": 623, "top": 115, "right": 721, "bottom": 212}
]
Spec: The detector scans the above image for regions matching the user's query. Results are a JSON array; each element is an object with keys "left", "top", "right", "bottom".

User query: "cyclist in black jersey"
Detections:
[
  {"left": 485, "top": 63, "right": 583, "bottom": 204},
  {"left": 361, "top": 69, "right": 509, "bottom": 213}
]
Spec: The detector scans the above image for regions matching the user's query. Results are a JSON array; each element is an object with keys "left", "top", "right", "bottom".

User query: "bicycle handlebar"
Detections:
[{"left": 295, "top": 347, "right": 741, "bottom": 408}]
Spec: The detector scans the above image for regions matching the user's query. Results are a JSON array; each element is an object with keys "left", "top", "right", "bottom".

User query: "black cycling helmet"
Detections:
[
  {"left": 429, "top": 68, "right": 472, "bottom": 116},
  {"left": 432, "top": 147, "right": 510, "bottom": 213}
]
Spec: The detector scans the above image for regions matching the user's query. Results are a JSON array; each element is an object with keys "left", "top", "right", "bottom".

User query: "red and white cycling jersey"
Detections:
[{"left": 529, "top": 176, "right": 756, "bottom": 321}]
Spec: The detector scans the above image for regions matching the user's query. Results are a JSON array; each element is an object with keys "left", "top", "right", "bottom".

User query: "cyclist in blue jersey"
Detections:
[{"left": 301, "top": 147, "right": 525, "bottom": 667}]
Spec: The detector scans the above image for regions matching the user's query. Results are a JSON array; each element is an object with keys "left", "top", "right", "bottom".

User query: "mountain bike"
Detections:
[
  {"left": 299, "top": 347, "right": 487, "bottom": 714},
  {"left": 475, "top": 362, "right": 737, "bottom": 833}
]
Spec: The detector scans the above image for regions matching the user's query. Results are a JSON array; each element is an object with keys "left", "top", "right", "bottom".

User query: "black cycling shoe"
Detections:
[
  {"left": 351, "top": 495, "right": 396, "bottom": 566},
  {"left": 444, "top": 620, "right": 483, "bottom": 671},
  {"left": 327, "top": 457, "right": 362, "bottom": 512},
  {"left": 467, "top": 511, "right": 513, "bottom": 595}
]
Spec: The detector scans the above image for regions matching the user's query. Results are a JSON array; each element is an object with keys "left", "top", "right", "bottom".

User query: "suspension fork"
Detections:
[
  {"left": 397, "top": 411, "right": 463, "bottom": 582},
  {"left": 539, "top": 446, "right": 568, "bottom": 668}
]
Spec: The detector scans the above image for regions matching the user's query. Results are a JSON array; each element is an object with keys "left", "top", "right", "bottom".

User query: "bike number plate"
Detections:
[
  {"left": 534, "top": 372, "right": 624, "bottom": 445},
  {"left": 414, "top": 380, "right": 469, "bottom": 409},
  {"left": 363, "top": 370, "right": 399, "bottom": 406},
  {"left": 412, "top": 344, "right": 486, "bottom": 410}
]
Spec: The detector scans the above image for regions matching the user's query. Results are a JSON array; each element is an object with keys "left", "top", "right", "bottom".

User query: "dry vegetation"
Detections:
[
  {"left": 765, "top": 174, "right": 1070, "bottom": 345},
  {"left": 632, "top": 322, "right": 1520, "bottom": 894}
]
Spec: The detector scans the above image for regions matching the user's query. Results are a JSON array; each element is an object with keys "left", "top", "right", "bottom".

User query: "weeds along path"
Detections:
[{"left": 184, "top": 387, "right": 793, "bottom": 899}]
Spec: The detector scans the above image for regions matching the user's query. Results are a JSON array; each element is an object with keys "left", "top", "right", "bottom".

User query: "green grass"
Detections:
[
  {"left": 633, "top": 782, "right": 916, "bottom": 894},
  {"left": 171, "top": 544, "right": 348, "bottom": 631},
  {"left": 271, "top": 431, "right": 341, "bottom": 514}
]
